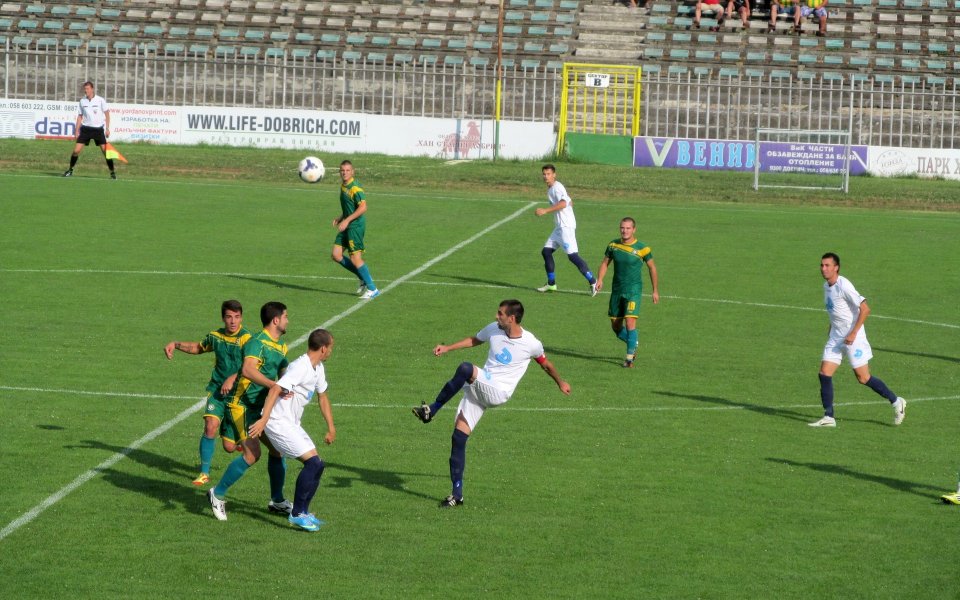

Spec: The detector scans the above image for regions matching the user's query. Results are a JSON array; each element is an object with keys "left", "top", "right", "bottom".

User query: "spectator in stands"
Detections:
[
  {"left": 726, "top": 0, "right": 751, "bottom": 29},
  {"left": 769, "top": 0, "right": 827, "bottom": 36},
  {"left": 694, "top": 0, "right": 727, "bottom": 31}
]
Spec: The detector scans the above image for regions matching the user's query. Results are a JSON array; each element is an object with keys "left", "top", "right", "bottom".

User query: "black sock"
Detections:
[
  {"left": 449, "top": 429, "right": 469, "bottom": 500},
  {"left": 430, "top": 362, "right": 473, "bottom": 414}
]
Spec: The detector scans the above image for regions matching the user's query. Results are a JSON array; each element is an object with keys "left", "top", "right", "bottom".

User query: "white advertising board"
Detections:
[{"left": 0, "top": 99, "right": 554, "bottom": 159}]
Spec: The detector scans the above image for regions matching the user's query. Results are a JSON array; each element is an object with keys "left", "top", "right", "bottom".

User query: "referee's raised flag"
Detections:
[{"left": 104, "top": 142, "right": 128, "bottom": 164}]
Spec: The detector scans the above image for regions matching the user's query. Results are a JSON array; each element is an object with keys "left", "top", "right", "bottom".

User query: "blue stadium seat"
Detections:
[
  {"left": 746, "top": 51, "right": 766, "bottom": 63},
  {"left": 346, "top": 33, "right": 366, "bottom": 45},
  {"left": 35, "top": 37, "right": 57, "bottom": 48},
  {"left": 367, "top": 52, "right": 387, "bottom": 63},
  {"left": 18, "top": 19, "right": 39, "bottom": 30},
  {"left": 290, "top": 48, "right": 311, "bottom": 59},
  {"left": 42, "top": 19, "right": 63, "bottom": 31},
  {"left": 170, "top": 26, "right": 190, "bottom": 37},
  {"left": 239, "top": 47, "right": 260, "bottom": 57},
  {"left": 118, "top": 24, "right": 140, "bottom": 35},
  {"left": 244, "top": 30, "right": 266, "bottom": 41},
  {"left": 523, "top": 42, "right": 544, "bottom": 52},
  {"left": 695, "top": 49, "right": 716, "bottom": 61},
  {"left": 478, "top": 23, "right": 497, "bottom": 34},
  {"left": 315, "top": 49, "right": 336, "bottom": 59},
  {"left": 76, "top": 7, "right": 96, "bottom": 17},
  {"left": 669, "top": 48, "right": 689, "bottom": 60},
  {"left": 51, "top": 5, "right": 71, "bottom": 16},
  {"left": 470, "top": 56, "right": 490, "bottom": 67},
  {"left": 371, "top": 35, "right": 391, "bottom": 46},
  {"left": 195, "top": 27, "right": 214, "bottom": 38},
  {"left": 849, "top": 56, "right": 870, "bottom": 68},
  {"left": 215, "top": 45, "right": 236, "bottom": 57},
  {"left": 93, "top": 23, "right": 113, "bottom": 34},
  {"left": 220, "top": 28, "right": 239, "bottom": 39},
  {"left": 320, "top": 33, "right": 341, "bottom": 44},
  {"left": 448, "top": 38, "right": 468, "bottom": 50},
  {"left": 165, "top": 43, "right": 186, "bottom": 53},
  {"left": 25, "top": 4, "right": 45, "bottom": 15},
  {"left": 422, "top": 38, "right": 442, "bottom": 49},
  {"left": 265, "top": 47, "right": 284, "bottom": 58},
  {"left": 63, "top": 38, "right": 83, "bottom": 49},
  {"left": 771, "top": 52, "right": 792, "bottom": 64},
  {"left": 520, "top": 58, "right": 540, "bottom": 68},
  {"left": 393, "top": 53, "right": 413, "bottom": 64},
  {"left": 270, "top": 31, "right": 288, "bottom": 42},
  {"left": 528, "top": 25, "right": 547, "bottom": 35},
  {"left": 549, "top": 43, "right": 568, "bottom": 53},
  {"left": 473, "top": 39, "right": 493, "bottom": 50},
  {"left": 341, "top": 50, "right": 361, "bottom": 61},
  {"left": 0, "top": 18, "right": 13, "bottom": 31},
  {"left": 668, "top": 65, "right": 689, "bottom": 75},
  {"left": 444, "top": 55, "right": 464, "bottom": 66},
  {"left": 144, "top": 25, "right": 165, "bottom": 36},
  {"left": 554, "top": 26, "right": 573, "bottom": 36},
  {"left": 114, "top": 40, "right": 134, "bottom": 51},
  {"left": 419, "top": 54, "right": 438, "bottom": 65},
  {"left": 190, "top": 44, "right": 209, "bottom": 54},
  {"left": 927, "top": 42, "right": 948, "bottom": 54}
]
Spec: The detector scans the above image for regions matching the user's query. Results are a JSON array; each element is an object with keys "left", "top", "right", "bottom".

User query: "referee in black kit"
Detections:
[{"left": 63, "top": 81, "right": 116, "bottom": 179}]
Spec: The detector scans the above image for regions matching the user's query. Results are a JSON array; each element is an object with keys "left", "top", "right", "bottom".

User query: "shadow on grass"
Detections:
[
  {"left": 96, "top": 467, "right": 285, "bottom": 525},
  {"left": 766, "top": 458, "right": 944, "bottom": 498},
  {"left": 229, "top": 274, "right": 356, "bottom": 296},
  {"left": 653, "top": 391, "right": 815, "bottom": 424},
  {"left": 324, "top": 461, "right": 442, "bottom": 501},
  {"left": 65, "top": 439, "right": 196, "bottom": 478},
  {"left": 545, "top": 346, "right": 622, "bottom": 367},
  {"left": 36, "top": 424, "right": 65, "bottom": 430},
  {"left": 874, "top": 346, "right": 960, "bottom": 364},
  {"left": 427, "top": 273, "right": 520, "bottom": 290}
]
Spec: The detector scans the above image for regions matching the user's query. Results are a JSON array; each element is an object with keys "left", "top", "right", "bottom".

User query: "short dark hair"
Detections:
[
  {"left": 307, "top": 328, "right": 333, "bottom": 351},
  {"left": 621, "top": 217, "right": 636, "bottom": 227},
  {"left": 340, "top": 160, "right": 353, "bottom": 167},
  {"left": 260, "top": 301, "right": 287, "bottom": 327},
  {"left": 822, "top": 252, "right": 840, "bottom": 268},
  {"left": 542, "top": 164, "right": 556, "bottom": 173},
  {"left": 82, "top": 81, "right": 94, "bottom": 88},
  {"left": 499, "top": 299, "right": 524, "bottom": 324},
  {"left": 221, "top": 299, "right": 242, "bottom": 317}
]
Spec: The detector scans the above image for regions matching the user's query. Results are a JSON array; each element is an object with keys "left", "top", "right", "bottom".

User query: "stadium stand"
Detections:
[{"left": 0, "top": 0, "right": 958, "bottom": 84}]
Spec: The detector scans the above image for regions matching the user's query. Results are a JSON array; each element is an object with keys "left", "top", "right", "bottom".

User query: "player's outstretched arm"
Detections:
[
  {"left": 646, "top": 259, "right": 659, "bottom": 304},
  {"left": 536, "top": 355, "right": 571, "bottom": 395},
  {"left": 594, "top": 257, "right": 611, "bottom": 293},
  {"left": 434, "top": 336, "right": 483, "bottom": 356},
  {"left": 164, "top": 341, "right": 202, "bottom": 359},
  {"left": 317, "top": 391, "right": 336, "bottom": 445},
  {"left": 249, "top": 383, "right": 284, "bottom": 438}
]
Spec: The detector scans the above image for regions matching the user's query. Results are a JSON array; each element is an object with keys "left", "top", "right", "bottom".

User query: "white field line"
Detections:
[
  {"left": 2, "top": 385, "right": 956, "bottom": 413},
  {"left": 0, "top": 202, "right": 535, "bottom": 542},
  {"left": 2, "top": 268, "right": 956, "bottom": 330}
]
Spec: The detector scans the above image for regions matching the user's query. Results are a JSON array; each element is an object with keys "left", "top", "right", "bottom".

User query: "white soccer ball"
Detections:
[{"left": 298, "top": 156, "right": 325, "bottom": 183}]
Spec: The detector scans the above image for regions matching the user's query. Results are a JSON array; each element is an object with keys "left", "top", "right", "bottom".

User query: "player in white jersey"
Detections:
[
  {"left": 809, "top": 253, "right": 906, "bottom": 427},
  {"left": 63, "top": 81, "right": 117, "bottom": 179},
  {"left": 247, "top": 329, "right": 336, "bottom": 531},
  {"left": 535, "top": 165, "right": 598, "bottom": 295},
  {"left": 412, "top": 299, "right": 571, "bottom": 507}
]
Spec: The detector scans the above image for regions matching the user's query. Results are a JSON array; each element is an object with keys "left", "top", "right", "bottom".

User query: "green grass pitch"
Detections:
[{"left": 0, "top": 139, "right": 958, "bottom": 598}]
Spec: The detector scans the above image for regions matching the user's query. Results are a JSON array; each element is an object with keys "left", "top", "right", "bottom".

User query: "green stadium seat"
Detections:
[
  {"left": 478, "top": 23, "right": 497, "bottom": 34},
  {"left": 444, "top": 55, "right": 464, "bottom": 66},
  {"left": 189, "top": 44, "right": 209, "bottom": 54},
  {"left": 88, "top": 39, "right": 108, "bottom": 50},
  {"left": 668, "top": 65, "right": 689, "bottom": 75},
  {"left": 878, "top": 0, "right": 897, "bottom": 6},
  {"left": 470, "top": 56, "right": 489, "bottom": 67},
  {"left": 315, "top": 49, "right": 336, "bottom": 59},
  {"left": 170, "top": 26, "right": 190, "bottom": 37},
  {"left": 195, "top": 27, "right": 214, "bottom": 38},
  {"left": 520, "top": 58, "right": 540, "bottom": 68},
  {"left": 367, "top": 52, "right": 387, "bottom": 63},
  {"left": 144, "top": 25, "right": 164, "bottom": 36},
  {"left": 697, "top": 33, "right": 717, "bottom": 44},
  {"left": 669, "top": 48, "right": 689, "bottom": 60},
  {"left": 549, "top": 43, "right": 568, "bottom": 53},
  {"left": 244, "top": 30, "right": 266, "bottom": 41},
  {"left": 320, "top": 33, "right": 341, "bottom": 44},
  {"left": 509, "top": 0, "right": 529, "bottom": 7},
  {"left": 823, "top": 55, "right": 843, "bottom": 66},
  {"left": 419, "top": 54, "right": 438, "bottom": 64},
  {"left": 18, "top": 19, "right": 38, "bottom": 30},
  {"left": 265, "top": 47, "right": 284, "bottom": 58},
  {"left": 25, "top": 4, "right": 45, "bottom": 14},
  {"left": 76, "top": 7, "right": 96, "bottom": 17},
  {"left": 422, "top": 38, "right": 441, "bottom": 49},
  {"left": 118, "top": 24, "right": 140, "bottom": 35},
  {"left": 371, "top": 36, "right": 391, "bottom": 46},
  {"left": 528, "top": 25, "right": 547, "bottom": 35},
  {"left": 473, "top": 39, "right": 493, "bottom": 50},
  {"left": 393, "top": 53, "right": 413, "bottom": 64},
  {"left": 695, "top": 49, "right": 716, "bottom": 61},
  {"left": 523, "top": 42, "right": 544, "bottom": 52},
  {"left": 270, "top": 31, "right": 288, "bottom": 42},
  {"left": 165, "top": 43, "right": 186, "bottom": 53},
  {"left": 396, "top": 37, "right": 416, "bottom": 48},
  {"left": 346, "top": 33, "right": 366, "bottom": 44},
  {"left": 93, "top": 23, "right": 113, "bottom": 34},
  {"left": 51, "top": 5, "right": 71, "bottom": 16},
  {"left": 448, "top": 38, "right": 468, "bottom": 50},
  {"left": 554, "top": 26, "right": 573, "bottom": 36},
  {"left": 341, "top": 50, "right": 361, "bottom": 61},
  {"left": 534, "top": 0, "right": 554, "bottom": 7},
  {"left": 820, "top": 72, "right": 844, "bottom": 82},
  {"left": 674, "top": 17, "right": 693, "bottom": 28},
  {"left": 215, "top": 45, "right": 236, "bottom": 56},
  {"left": 290, "top": 48, "right": 311, "bottom": 59},
  {"left": 63, "top": 38, "right": 83, "bottom": 49},
  {"left": 113, "top": 40, "right": 134, "bottom": 51}
]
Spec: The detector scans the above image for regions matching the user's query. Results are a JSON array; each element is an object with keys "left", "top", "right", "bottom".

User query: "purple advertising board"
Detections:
[{"left": 634, "top": 137, "right": 868, "bottom": 175}]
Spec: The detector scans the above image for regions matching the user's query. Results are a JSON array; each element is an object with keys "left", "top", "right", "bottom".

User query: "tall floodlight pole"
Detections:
[{"left": 494, "top": 0, "right": 504, "bottom": 161}]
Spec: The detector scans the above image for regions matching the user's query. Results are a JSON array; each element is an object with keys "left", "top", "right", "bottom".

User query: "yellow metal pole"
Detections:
[{"left": 494, "top": 0, "right": 504, "bottom": 161}]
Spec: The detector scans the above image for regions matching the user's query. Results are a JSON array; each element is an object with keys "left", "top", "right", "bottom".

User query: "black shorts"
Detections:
[
  {"left": 731, "top": 0, "right": 748, "bottom": 9},
  {"left": 76, "top": 125, "right": 107, "bottom": 146}
]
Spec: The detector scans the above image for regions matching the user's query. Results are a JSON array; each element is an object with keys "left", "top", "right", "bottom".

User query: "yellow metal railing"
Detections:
[{"left": 557, "top": 63, "right": 642, "bottom": 155}]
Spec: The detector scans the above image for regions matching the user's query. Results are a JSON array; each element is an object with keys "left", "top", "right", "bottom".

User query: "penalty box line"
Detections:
[{"left": 0, "top": 202, "right": 536, "bottom": 543}]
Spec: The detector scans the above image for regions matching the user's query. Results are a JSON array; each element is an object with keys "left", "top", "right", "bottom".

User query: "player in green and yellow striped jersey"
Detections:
[
  {"left": 593, "top": 217, "right": 660, "bottom": 368},
  {"left": 164, "top": 299, "right": 251, "bottom": 486},
  {"left": 330, "top": 160, "right": 380, "bottom": 299},
  {"left": 208, "top": 301, "right": 293, "bottom": 521}
]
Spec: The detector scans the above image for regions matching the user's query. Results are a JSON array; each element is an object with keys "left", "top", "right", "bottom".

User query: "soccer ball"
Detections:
[{"left": 298, "top": 156, "right": 325, "bottom": 183}]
